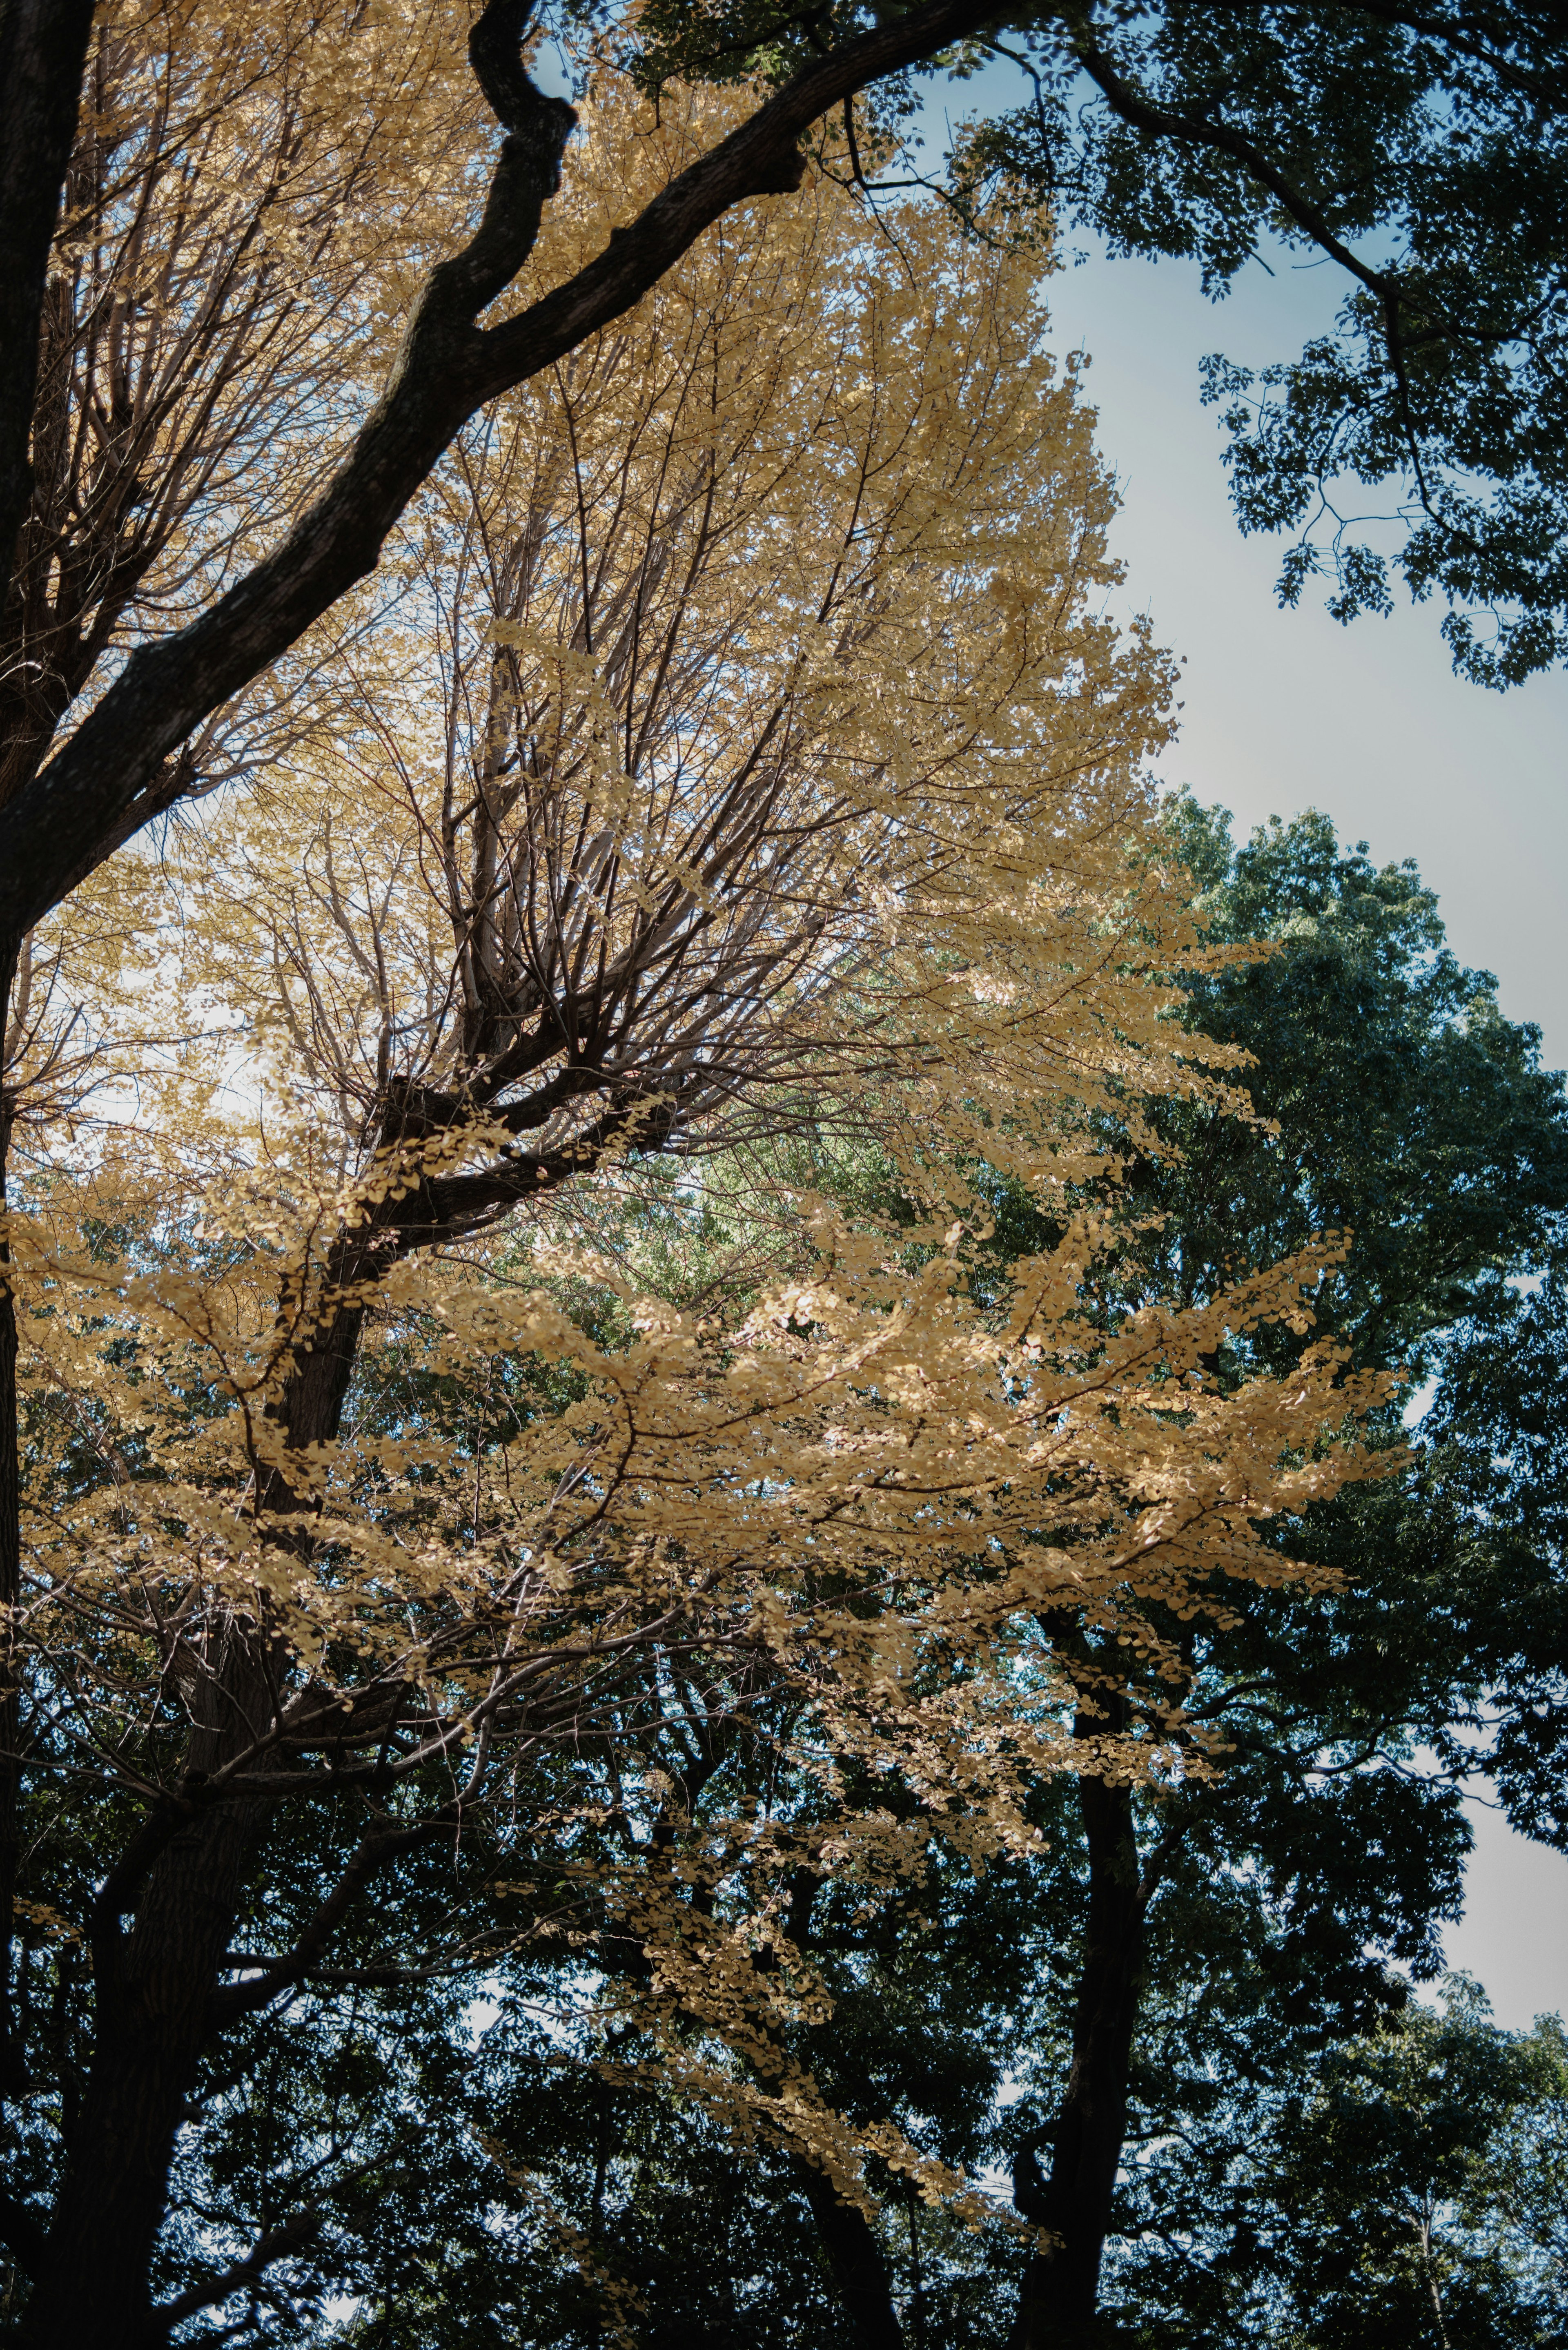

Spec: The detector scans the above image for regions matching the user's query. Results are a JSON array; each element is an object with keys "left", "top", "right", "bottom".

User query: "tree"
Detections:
[
  {"left": 542, "top": 803, "right": 1565, "bottom": 2350},
  {"left": 0, "top": 118, "right": 1388, "bottom": 2342},
  {"left": 5, "top": 9, "right": 1568, "bottom": 1898},
  {"left": 3, "top": 3, "right": 1565, "bottom": 2129},
  {"left": 993, "top": 805, "right": 1568, "bottom": 2346}
]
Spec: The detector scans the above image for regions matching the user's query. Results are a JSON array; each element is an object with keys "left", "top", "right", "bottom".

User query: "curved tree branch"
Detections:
[
  {"left": 148, "top": 2209, "right": 323, "bottom": 2341},
  {"left": 0, "top": 0, "right": 995, "bottom": 943}
]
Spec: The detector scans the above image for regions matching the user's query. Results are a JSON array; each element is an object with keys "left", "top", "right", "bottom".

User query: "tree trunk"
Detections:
[
  {"left": 0, "top": 1051, "right": 22, "bottom": 2097},
  {"left": 0, "top": 0, "right": 99, "bottom": 605},
  {"left": 9, "top": 1115, "right": 624, "bottom": 2333},
  {"left": 18, "top": 1262, "right": 373, "bottom": 2343},
  {"left": 1006, "top": 1764, "right": 1146, "bottom": 2350},
  {"left": 23, "top": 1780, "right": 267, "bottom": 2342},
  {"left": 795, "top": 2162, "right": 907, "bottom": 2350}
]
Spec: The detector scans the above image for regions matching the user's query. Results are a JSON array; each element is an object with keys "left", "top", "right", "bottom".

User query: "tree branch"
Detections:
[
  {"left": 1064, "top": 17, "right": 1454, "bottom": 528},
  {"left": 0, "top": 0, "right": 994, "bottom": 942},
  {"left": 148, "top": 2209, "right": 323, "bottom": 2338},
  {"left": 205, "top": 1813, "right": 449, "bottom": 2030}
]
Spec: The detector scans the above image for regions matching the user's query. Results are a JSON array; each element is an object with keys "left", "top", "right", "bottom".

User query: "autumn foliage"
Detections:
[{"left": 0, "top": 32, "right": 1393, "bottom": 2346}]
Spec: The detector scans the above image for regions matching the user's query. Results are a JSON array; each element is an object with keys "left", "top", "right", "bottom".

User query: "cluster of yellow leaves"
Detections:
[
  {"left": 99, "top": 77, "right": 1251, "bottom": 1200},
  {"left": 10, "top": 1142, "right": 1394, "bottom": 2219}
]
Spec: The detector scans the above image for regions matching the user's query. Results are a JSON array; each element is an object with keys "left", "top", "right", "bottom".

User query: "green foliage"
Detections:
[
  {"left": 1109, "top": 1983, "right": 1568, "bottom": 2348},
  {"left": 583, "top": 2, "right": 1568, "bottom": 683}
]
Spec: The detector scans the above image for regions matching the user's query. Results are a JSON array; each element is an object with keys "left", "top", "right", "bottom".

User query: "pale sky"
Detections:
[{"left": 1043, "top": 236, "right": 1568, "bottom": 1072}]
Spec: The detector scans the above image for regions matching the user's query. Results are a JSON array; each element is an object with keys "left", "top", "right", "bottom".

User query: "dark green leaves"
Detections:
[{"left": 586, "top": 2, "right": 1568, "bottom": 683}]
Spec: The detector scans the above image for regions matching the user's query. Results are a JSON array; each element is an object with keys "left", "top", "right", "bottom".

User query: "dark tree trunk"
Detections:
[
  {"left": 9, "top": 1081, "right": 639, "bottom": 2333},
  {"left": 795, "top": 2162, "right": 907, "bottom": 2350},
  {"left": 1006, "top": 1761, "right": 1147, "bottom": 2350},
  {"left": 0, "top": 1045, "right": 22, "bottom": 2096},
  {"left": 0, "top": 0, "right": 99, "bottom": 606},
  {"left": 780, "top": 1862, "right": 906, "bottom": 2350},
  {"left": 17, "top": 1262, "right": 374, "bottom": 2343},
  {"left": 24, "top": 1777, "right": 268, "bottom": 2343}
]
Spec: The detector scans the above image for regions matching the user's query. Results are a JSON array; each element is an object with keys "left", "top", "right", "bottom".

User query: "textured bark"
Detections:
[
  {"left": 0, "top": 1054, "right": 20, "bottom": 2098},
  {"left": 1007, "top": 1761, "right": 1147, "bottom": 2350},
  {"left": 795, "top": 2162, "right": 907, "bottom": 2350},
  {"left": 0, "top": 0, "right": 100, "bottom": 604},
  {"left": 27, "top": 1770, "right": 268, "bottom": 2341}
]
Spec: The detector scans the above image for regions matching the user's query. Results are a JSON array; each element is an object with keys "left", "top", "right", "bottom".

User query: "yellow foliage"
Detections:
[
  {"left": 4, "top": 71, "right": 1389, "bottom": 2259},
  {"left": 134, "top": 78, "right": 1245, "bottom": 1207}
]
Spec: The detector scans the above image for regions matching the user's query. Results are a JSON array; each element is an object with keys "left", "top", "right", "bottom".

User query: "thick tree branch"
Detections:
[
  {"left": 205, "top": 1814, "right": 446, "bottom": 2031},
  {"left": 794, "top": 2160, "right": 908, "bottom": 2350},
  {"left": 148, "top": 2209, "right": 323, "bottom": 2339},
  {"left": 87, "top": 1796, "right": 199, "bottom": 2009},
  {"left": 1064, "top": 18, "right": 1401, "bottom": 307},
  {"left": 0, "top": 0, "right": 994, "bottom": 943},
  {"left": 1063, "top": 16, "right": 1461, "bottom": 527}
]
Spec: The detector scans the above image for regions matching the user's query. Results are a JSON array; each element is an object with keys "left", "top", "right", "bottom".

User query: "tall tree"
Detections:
[
  {"left": 1114, "top": 1981, "right": 1568, "bottom": 2346},
  {"left": 999, "top": 804, "right": 1568, "bottom": 2346},
  {"left": 0, "top": 126, "right": 1387, "bottom": 2341}
]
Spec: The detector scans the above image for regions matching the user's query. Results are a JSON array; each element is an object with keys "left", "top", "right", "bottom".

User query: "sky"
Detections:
[
  {"left": 1041, "top": 239, "right": 1568, "bottom": 1074},
  {"left": 1033, "top": 215, "right": 1568, "bottom": 2036}
]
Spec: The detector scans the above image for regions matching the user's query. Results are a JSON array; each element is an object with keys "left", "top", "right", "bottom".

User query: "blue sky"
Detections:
[{"left": 1042, "top": 236, "right": 1568, "bottom": 1074}]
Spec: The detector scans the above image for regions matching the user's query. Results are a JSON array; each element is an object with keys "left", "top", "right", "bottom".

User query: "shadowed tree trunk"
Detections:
[
  {"left": 16, "top": 1275, "right": 374, "bottom": 2343},
  {"left": 26, "top": 1664, "right": 281, "bottom": 2342},
  {"left": 1006, "top": 1713, "right": 1157, "bottom": 2350},
  {"left": 0, "top": 0, "right": 100, "bottom": 599},
  {"left": 795, "top": 2162, "right": 907, "bottom": 2350},
  {"left": 17, "top": 1173, "right": 445, "bottom": 2338},
  {"left": 12, "top": 1104, "right": 643, "bottom": 2341},
  {"left": 0, "top": 1062, "right": 22, "bottom": 2100}
]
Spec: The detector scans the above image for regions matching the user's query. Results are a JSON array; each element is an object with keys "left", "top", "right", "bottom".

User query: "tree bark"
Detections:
[
  {"left": 24, "top": 1719, "right": 273, "bottom": 2342},
  {"left": 0, "top": 0, "right": 100, "bottom": 604},
  {"left": 0, "top": 1043, "right": 22, "bottom": 2097},
  {"left": 1006, "top": 1761, "right": 1147, "bottom": 2350},
  {"left": 13, "top": 1108, "right": 625, "bottom": 2339},
  {"left": 795, "top": 2161, "right": 907, "bottom": 2350},
  {"left": 15, "top": 1235, "right": 379, "bottom": 2342}
]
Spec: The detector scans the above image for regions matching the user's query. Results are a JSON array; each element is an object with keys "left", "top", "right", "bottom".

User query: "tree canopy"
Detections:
[
  {"left": 0, "top": 90, "right": 1400, "bottom": 2345},
  {"left": 2, "top": 8, "right": 1566, "bottom": 2345},
  {"left": 5, "top": 2, "right": 1568, "bottom": 971}
]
